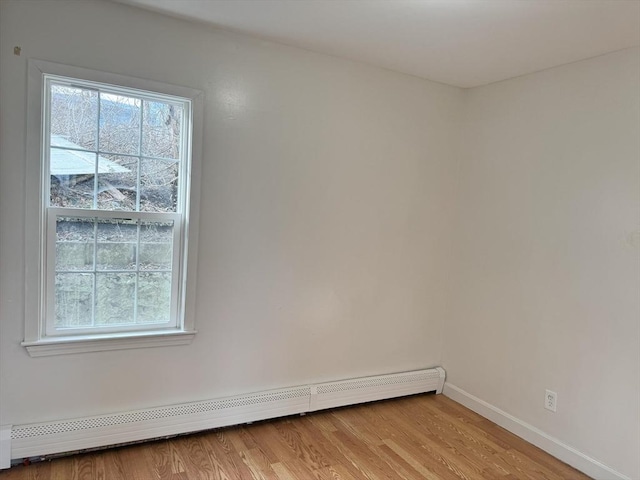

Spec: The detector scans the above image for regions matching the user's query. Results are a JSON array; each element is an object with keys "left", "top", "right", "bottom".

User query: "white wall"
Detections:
[
  {"left": 1, "top": 1, "right": 638, "bottom": 478},
  {"left": 442, "top": 48, "right": 640, "bottom": 479},
  {"left": 0, "top": 0, "right": 461, "bottom": 424}
]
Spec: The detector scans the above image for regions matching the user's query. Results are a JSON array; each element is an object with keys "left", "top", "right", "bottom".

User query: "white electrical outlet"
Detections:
[{"left": 545, "top": 389, "right": 557, "bottom": 412}]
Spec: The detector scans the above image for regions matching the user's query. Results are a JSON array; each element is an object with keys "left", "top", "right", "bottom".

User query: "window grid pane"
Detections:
[
  {"left": 54, "top": 216, "right": 174, "bottom": 330},
  {"left": 99, "top": 93, "right": 141, "bottom": 156},
  {"left": 50, "top": 85, "right": 98, "bottom": 151},
  {"left": 55, "top": 273, "right": 94, "bottom": 328},
  {"left": 48, "top": 81, "right": 182, "bottom": 214}
]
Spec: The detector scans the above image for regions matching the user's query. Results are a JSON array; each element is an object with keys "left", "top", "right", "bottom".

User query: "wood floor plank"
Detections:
[
  {"left": 276, "top": 460, "right": 331, "bottom": 480},
  {"left": 394, "top": 401, "right": 510, "bottom": 479},
  {"left": 379, "top": 440, "right": 446, "bottom": 480},
  {"left": 270, "top": 462, "right": 296, "bottom": 480},
  {"left": 331, "top": 429, "right": 413, "bottom": 480},
  {"left": 174, "top": 435, "right": 217, "bottom": 480},
  {"left": 200, "top": 431, "right": 255, "bottom": 480},
  {"left": 375, "top": 403, "right": 492, "bottom": 480},
  {"left": 296, "top": 417, "right": 375, "bottom": 480},
  {"left": 240, "top": 447, "right": 279, "bottom": 480},
  {"left": 0, "top": 394, "right": 592, "bottom": 480},
  {"left": 246, "top": 423, "right": 298, "bottom": 465},
  {"left": 273, "top": 419, "right": 330, "bottom": 471},
  {"left": 405, "top": 398, "right": 542, "bottom": 478},
  {"left": 127, "top": 443, "right": 172, "bottom": 480},
  {"left": 99, "top": 449, "right": 127, "bottom": 480}
]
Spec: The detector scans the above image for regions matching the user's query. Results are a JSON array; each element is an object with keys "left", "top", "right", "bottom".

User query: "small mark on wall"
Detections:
[
  {"left": 14, "top": 46, "right": 21, "bottom": 56},
  {"left": 626, "top": 231, "right": 640, "bottom": 249}
]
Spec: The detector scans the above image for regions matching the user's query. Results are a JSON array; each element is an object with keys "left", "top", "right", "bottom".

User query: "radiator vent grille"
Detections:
[
  {"left": 316, "top": 370, "right": 440, "bottom": 394},
  {"left": 9, "top": 367, "right": 445, "bottom": 460},
  {"left": 11, "top": 387, "right": 311, "bottom": 440}
]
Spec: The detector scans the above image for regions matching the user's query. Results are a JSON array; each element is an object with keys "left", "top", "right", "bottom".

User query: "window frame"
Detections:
[{"left": 23, "top": 60, "right": 203, "bottom": 356}]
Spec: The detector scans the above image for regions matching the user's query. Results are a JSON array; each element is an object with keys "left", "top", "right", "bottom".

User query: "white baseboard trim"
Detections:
[
  {"left": 443, "top": 383, "right": 631, "bottom": 480},
  {"left": 6, "top": 367, "right": 445, "bottom": 465},
  {"left": 0, "top": 426, "right": 11, "bottom": 469}
]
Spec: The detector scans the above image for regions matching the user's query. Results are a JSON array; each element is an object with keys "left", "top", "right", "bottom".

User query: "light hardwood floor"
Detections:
[{"left": 0, "top": 394, "right": 590, "bottom": 479}]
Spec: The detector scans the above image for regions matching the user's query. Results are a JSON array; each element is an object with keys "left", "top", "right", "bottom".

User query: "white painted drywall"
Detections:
[
  {"left": 0, "top": 0, "right": 460, "bottom": 424},
  {"left": 442, "top": 48, "right": 640, "bottom": 479},
  {"left": 1, "top": 1, "right": 638, "bottom": 478}
]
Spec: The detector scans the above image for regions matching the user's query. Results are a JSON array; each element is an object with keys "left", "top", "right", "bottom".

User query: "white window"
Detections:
[{"left": 23, "top": 61, "right": 202, "bottom": 356}]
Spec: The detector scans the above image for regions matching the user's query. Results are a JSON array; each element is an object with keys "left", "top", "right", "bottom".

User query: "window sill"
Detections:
[{"left": 21, "top": 329, "right": 196, "bottom": 357}]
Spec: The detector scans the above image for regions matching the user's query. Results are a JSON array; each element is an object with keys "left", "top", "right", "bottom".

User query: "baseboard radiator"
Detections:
[{"left": 7, "top": 367, "right": 445, "bottom": 463}]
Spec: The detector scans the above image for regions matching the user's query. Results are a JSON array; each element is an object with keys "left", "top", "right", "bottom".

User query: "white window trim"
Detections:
[{"left": 23, "top": 59, "right": 204, "bottom": 356}]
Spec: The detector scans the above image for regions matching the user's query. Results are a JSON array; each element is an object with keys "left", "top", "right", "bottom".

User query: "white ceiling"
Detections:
[{"left": 116, "top": 0, "right": 640, "bottom": 88}]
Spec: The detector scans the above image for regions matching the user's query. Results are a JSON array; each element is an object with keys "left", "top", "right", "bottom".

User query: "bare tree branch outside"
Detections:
[{"left": 49, "top": 82, "right": 185, "bottom": 329}]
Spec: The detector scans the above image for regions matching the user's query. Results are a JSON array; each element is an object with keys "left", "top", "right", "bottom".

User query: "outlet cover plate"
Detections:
[{"left": 545, "top": 389, "right": 557, "bottom": 412}]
